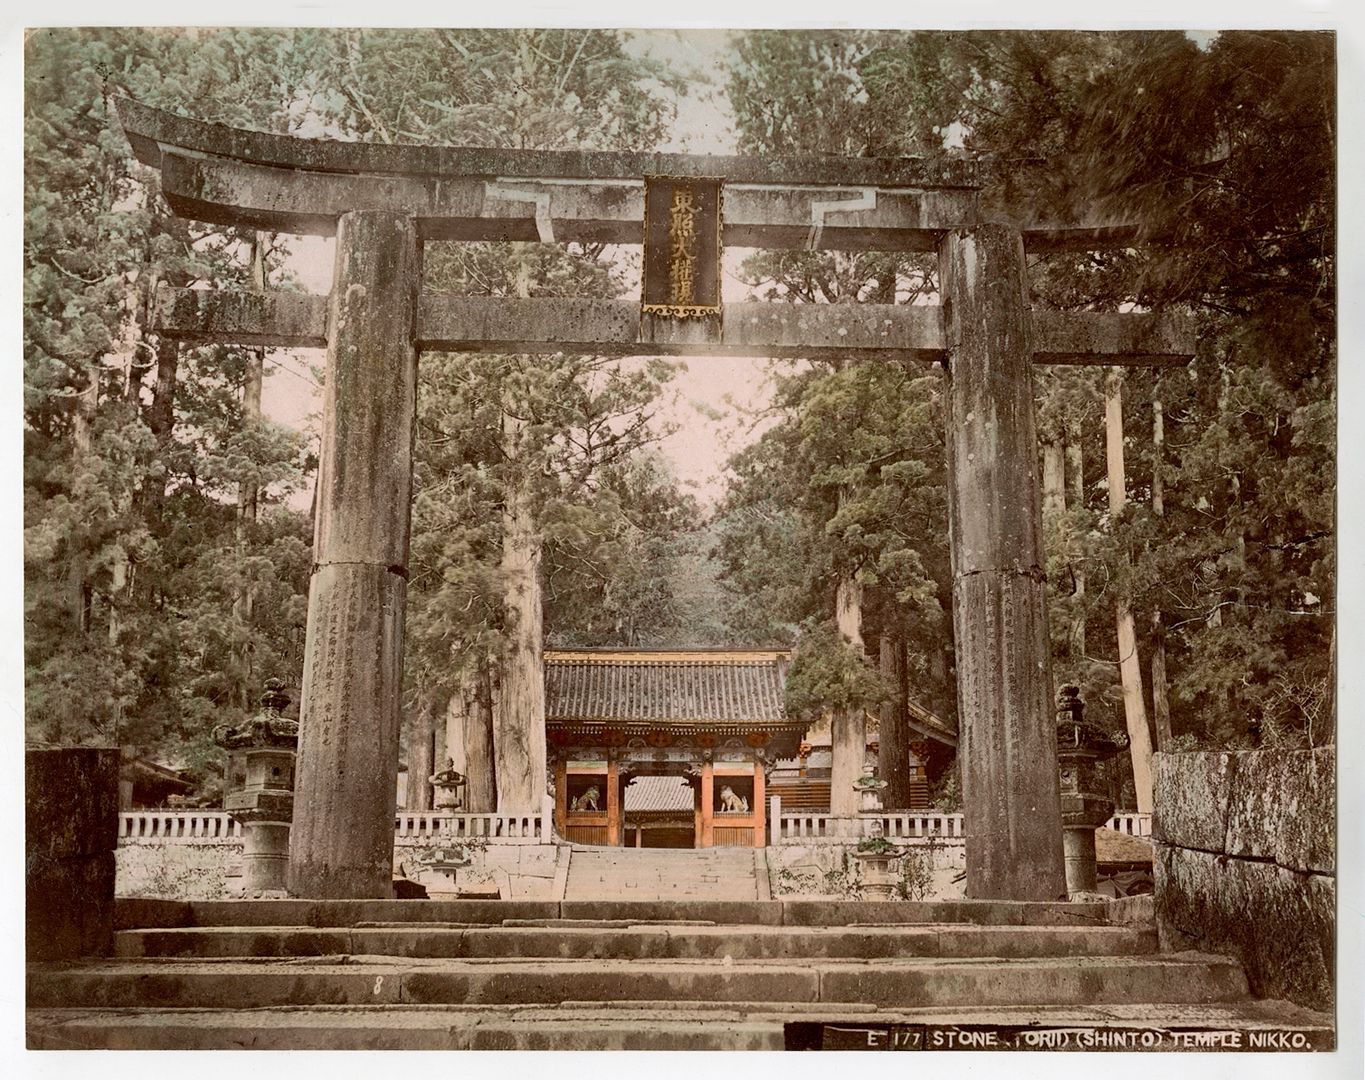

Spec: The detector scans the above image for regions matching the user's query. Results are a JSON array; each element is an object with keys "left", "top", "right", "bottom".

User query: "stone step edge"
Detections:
[
  {"left": 26, "top": 998, "right": 1332, "bottom": 1023},
  {"left": 31, "top": 951, "right": 1241, "bottom": 973},
  {"left": 114, "top": 921, "right": 1153, "bottom": 934},
  {"left": 26, "top": 1001, "right": 1335, "bottom": 1053},
  {"left": 110, "top": 925, "right": 1160, "bottom": 961},
  {"left": 115, "top": 897, "right": 1134, "bottom": 930}
]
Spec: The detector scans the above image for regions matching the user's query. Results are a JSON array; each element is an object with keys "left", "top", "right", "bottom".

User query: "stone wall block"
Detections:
[
  {"left": 1282, "top": 748, "right": 1335, "bottom": 873},
  {"left": 26, "top": 747, "right": 120, "bottom": 960},
  {"left": 27, "top": 746, "right": 121, "bottom": 858},
  {"left": 1304, "top": 753, "right": 1337, "bottom": 879},
  {"left": 1222, "top": 748, "right": 1334, "bottom": 873},
  {"left": 1223, "top": 750, "right": 1285, "bottom": 861},
  {"left": 1152, "top": 750, "right": 1235, "bottom": 852},
  {"left": 1155, "top": 843, "right": 1334, "bottom": 1012},
  {"left": 116, "top": 843, "right": 239, "bottom": 901}
]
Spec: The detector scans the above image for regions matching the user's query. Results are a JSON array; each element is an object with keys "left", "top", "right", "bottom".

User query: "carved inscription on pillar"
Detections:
[{"left": 940, "top": 224, "right": 1066, "bottom": 902}]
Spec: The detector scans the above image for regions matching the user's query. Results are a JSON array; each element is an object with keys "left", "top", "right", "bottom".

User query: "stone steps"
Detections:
[
  {"left": 112, "top": 922, "right": 1161, "bottom": 961},
  {"left": 28, "top": 953, "right": 1251, "bottom": 1011},
  {"left": 563, "top": 846, "right": 760, "bottom": 901},
  {"left": 27, "top": 999, "right": 1335, "bottom": 1052},
  {"left": 32, "top": 894, "right": 1330, "bottom": 1051}
]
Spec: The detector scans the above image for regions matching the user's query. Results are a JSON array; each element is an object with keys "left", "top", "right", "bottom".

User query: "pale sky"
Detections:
[{"left": 260, "top": 29, "right": 776, "bottom": 508}]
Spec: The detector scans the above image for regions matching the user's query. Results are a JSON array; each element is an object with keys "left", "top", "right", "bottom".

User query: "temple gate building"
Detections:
[
  {"left": 545, "top": 649, "right": 804, "bottom": 848},
  {"left": 538, "top": 647, "right": 959, "bottom": 846}
]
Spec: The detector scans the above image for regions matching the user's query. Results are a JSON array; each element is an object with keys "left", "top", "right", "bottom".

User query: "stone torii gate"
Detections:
[{"left": 117, "top": 99, "right": 1192, "bottom": 901}]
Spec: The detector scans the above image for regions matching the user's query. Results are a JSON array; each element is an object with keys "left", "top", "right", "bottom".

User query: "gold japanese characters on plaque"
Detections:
[{"left": 641, "top": 175, "right": 723, "bottom": 319}]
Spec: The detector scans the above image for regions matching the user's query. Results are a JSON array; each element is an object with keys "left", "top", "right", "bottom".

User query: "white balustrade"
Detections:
[
  {"left": 1103, "top": 812, "right": 1153, "bottom": 837},
  {"left": 392, "top": 810, "right": 552, "bottom": 845},
  {"left": 125, "top": 805, "right": 1100, "bottom": 847},
  {"left": 118, "top": 811, "right": 242, "bottom": 841},
  {"left": 117, "top": 808, "right": 559, "bottom": 845},
  {"left": 769, "top": 807, "right": 966, "bottom": 844}
]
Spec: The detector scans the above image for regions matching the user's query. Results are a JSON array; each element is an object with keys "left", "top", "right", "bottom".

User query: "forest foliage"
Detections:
[
  {"left": 22, "top": 28, "right": 709, "bottom": 799},
  {"left": 717, "top": 29, "right": 1335, "bottom": 755},
  {"left": 23, "top": 29, "right": 1334, "bottom": 804}
]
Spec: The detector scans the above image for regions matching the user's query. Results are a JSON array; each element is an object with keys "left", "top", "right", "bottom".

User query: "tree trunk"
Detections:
[
  {"left": 1042, "top": 437, "right": 1066, "bottom": 517},
  {"left": 494, "top": 245, "right": 548, "bottom": 815},
  {"left": 1065, "top": 413, "right": 1086, "bottom": 660},
  {"left": 929, "top": 645, "right": 949, "bottom": 719},
  {"left": 460, "top": 669, "right": 497, "bottom": 812},
  {"left": 108, "top": 549, "right": 127, "bottom": 648},
  {"left": 404, "top": 692, "right": 438, "bottom": 812},
  {"left": 445, "top": 692, "right": 467, "bottom": 774},
  {"left": 69, "top": 364, "right": 99, "bottom": 634},
  {"left": 1150, "top": 398, "right": 1173, "bottom": 749},
  {"left": 1150, "top": 613, "right": 1171, "bottom": 749},
  {"left": 835, "top": 574, "right": 862, "bottom": 646},
  {"left": 1105, "top": 369, "right": 1155, "bottom": 812},
  {"left": 495, "top": 474, "right": 548, "bottom": 814},
  {"left": 879, "top": 633, "right": 911, "bottom": 809},
  {"left": 829, "top": 574, "right": 865, "bottom": 817},
  {"left": 233, "top": 234, "right": 267, "bottom": 710},
  {"left": 148, "top": 336, "right": 178, "bottom": 437}
]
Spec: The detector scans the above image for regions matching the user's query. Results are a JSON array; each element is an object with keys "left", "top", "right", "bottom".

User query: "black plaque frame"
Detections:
[{"left": 641, "top": 174, "right": 723, "bottom": 319}]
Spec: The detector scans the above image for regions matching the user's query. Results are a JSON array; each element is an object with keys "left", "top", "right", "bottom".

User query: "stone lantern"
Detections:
[
  {"left": 852, "top": 819, "right": 899, "bottom": 900},
  {"left": 214, "top": 679, "right": 299, "bottom": 897},
  {"left": 854, "top": 759, "right": 888, "bottom": 813},
  {"left": 429, "top": 758, "right": 467, "bottom": 811},
  {"left": 1055, "top": 685, "right": 1125, "bottom": 897}
]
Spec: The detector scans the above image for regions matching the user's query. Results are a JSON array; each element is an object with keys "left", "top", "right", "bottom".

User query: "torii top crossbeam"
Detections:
[
  {"left": 118, "top": 99, "right": 1192, "bottom": 366},
  {"left": 119, "top": 97, "right": 1136, "bottom": 253}
]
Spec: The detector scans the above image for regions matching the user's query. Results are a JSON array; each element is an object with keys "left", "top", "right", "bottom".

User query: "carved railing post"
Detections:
[
  {"left": 289, "top": 210, "right": 420, "bottom": 898},
  {"left": 939, "top": 224, "right": 1067, "bottom": 900}
]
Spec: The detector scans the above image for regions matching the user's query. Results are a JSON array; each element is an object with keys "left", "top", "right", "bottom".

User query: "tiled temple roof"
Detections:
[{"left": 544, "top": 649, "right": 791, "bottom": 725}]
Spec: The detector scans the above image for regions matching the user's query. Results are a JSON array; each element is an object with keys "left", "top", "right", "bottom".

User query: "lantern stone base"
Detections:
[
  {"left": 1060, "top": 792, "right": 1116, "bottom": 897},
  {"left": 236, "top": 819, "right": 292, "bottom": 897},
  {"left": 852, "top": 850, "right": 899, "bottom": 901}
]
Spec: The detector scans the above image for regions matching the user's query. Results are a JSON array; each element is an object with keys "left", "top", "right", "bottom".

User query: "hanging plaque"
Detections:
[{"left": 641, "top": 175, "right": 723, "bottom": 319}]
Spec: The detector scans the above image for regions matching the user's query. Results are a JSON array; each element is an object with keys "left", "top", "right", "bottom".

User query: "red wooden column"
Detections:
[
  {"left": 752, "top": 761, "right": 767, "bottom": 848},
  {"left": 605, "top": 760, "right": 622, "bottom": 846},
  {"left": 700, "top": 761, "right": 715, "bottom": 848},
  {"left": 939, "top": 224, "right": 1066, "bottom": 901},
  {"left": 289, "top": 210, "right": 419, "bottom": 899}
]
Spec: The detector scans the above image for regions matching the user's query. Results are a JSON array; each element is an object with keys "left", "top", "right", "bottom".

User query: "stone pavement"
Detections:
[{"left": 562, "top": 844, "right": 762, "bottom": 901}]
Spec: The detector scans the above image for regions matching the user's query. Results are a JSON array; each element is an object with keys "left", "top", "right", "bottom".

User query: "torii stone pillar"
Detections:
[
  {"left": 939, "top": 225, "right": 1067, "bottom": 901},
  {"left": 289, "top": 211, "right": 420, "bottom": 898}
]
